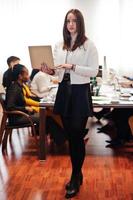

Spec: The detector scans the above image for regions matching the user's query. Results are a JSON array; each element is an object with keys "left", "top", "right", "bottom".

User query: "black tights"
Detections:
[{"left": 61, "top": 116, "right": 88, "bottom": 177}]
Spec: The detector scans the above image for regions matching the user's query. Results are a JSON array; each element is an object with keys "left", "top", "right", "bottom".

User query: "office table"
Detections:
[{"left": 38, "top": 98, "right": 133, "bottom": 160}]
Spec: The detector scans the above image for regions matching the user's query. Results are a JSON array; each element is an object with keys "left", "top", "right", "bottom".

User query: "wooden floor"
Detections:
[{"left": 0, "top": 116, "right": 133, "bottom": 200}]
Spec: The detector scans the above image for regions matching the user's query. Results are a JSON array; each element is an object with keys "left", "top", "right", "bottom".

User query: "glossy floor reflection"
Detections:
[{"left": 0, "top": 117, "right": 133, "bottom": 200}]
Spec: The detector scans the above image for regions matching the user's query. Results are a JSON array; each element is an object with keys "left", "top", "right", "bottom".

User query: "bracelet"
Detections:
[{"left": 71, "top": 64, "right": 76, "bottom": 71}]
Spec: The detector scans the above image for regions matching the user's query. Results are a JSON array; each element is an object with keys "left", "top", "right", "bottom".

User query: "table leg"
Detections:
[{"left": 39, "top": 106, "right": 46, "bottom": 160}]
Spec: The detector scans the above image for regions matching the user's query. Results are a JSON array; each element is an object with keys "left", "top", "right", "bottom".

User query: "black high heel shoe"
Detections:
[
  {"left": 65, "top": 171, "right": 83, "bottom": 190},
  {"left": 65, "top": 173, "right": 83, "bottom": 199}
]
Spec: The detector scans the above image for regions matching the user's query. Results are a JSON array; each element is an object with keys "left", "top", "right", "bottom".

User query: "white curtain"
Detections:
[{"left": 119, "top": 0, "right": 133, "bottom": 76}]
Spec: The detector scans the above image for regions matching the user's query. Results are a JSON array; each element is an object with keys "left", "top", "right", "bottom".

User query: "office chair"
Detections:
[{"left": 0, "top": 93, "right": 37, "bottom": 152}]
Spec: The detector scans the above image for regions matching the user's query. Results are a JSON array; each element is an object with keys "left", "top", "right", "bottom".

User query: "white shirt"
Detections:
[
  {"left": 54, "top": 39, "right": 99, "bottom": 84},
  {"left": 30, "top": 71, "right": 58, "bottom": 98}
]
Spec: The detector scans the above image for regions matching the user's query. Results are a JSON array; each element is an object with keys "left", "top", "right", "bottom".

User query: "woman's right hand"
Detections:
[{"left": 59, "top": 63, "right": 73, "bottom": 69}]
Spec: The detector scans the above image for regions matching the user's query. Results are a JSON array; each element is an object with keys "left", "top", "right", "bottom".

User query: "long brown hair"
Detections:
[{"left": 63, "top": 9, "right": 87, "bottom": 51}]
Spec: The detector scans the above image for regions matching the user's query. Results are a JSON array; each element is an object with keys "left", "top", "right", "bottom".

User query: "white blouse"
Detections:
[
  {"left": 54, "top": 39, "right": 99, "bottom": 84},
  {"left": 30, "top": 71, "right": 57, "bottom": 98}
]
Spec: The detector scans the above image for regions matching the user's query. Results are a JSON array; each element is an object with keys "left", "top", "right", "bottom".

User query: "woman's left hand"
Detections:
[{"left": 41, "top": 63, "right": 55, "bottom": 75}]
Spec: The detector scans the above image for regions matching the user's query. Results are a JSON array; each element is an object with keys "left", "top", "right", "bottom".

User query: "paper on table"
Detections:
[
  {"left": 119, "top": 100, "right": 133, "bottom": 104},
  {"left": 92, "top": 96, "right": 111, "bottom": 101},
  {"left": 120, "top": 88, "right": 133, "bottom": 94},
  {"left": 129, "top": 96, "right": 133, "bottom": 101},
  {"left": 92, "top": 95, "right": 112, "bottom": 104},
  {"left": 40, "top": 98, "right": 54, "bottom": 103},
  {"left": 93, "top": 100, "right": 111, "bottom": 104}
]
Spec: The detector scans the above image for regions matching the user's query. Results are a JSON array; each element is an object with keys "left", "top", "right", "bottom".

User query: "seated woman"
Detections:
[
  {"left": 22, "top": 83, "right": 40, "bottom": 113},
  {"left": 5, "top": 64, "right": 39, "bottom": 132},
  {"left": 5, "top": 64, "right": 66, "bottom": 145},
  {"left": 30, "top": 64, "right": 63, "bottom": 127},
  {"left": 30, "top": 64, "right": 58, "bottom": 99}
]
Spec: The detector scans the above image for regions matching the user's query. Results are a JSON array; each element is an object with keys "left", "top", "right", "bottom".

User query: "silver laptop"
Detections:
[{"left": 28, "top": 45, "right": 54, "bottom": 69}]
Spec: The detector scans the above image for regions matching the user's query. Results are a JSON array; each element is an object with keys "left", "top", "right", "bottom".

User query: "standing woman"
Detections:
[{"left": 53, "top": 9, "right": 98, "bottom": 198}]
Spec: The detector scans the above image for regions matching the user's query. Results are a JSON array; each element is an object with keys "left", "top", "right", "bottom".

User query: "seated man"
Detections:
[
  {"left": 2, "top": 56, "right": 20, "bottom": 91},
  {"left": 6, "top": 64, "right": 66, "bottom": 145}
]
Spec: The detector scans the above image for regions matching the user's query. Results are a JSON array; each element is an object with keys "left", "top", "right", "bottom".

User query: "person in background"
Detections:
[
  {"left": 30, "top": 68, "right": 39, "bottom": 81},
  {"left": 98, "top": 78, "right": 133, "bottom": 147},
  {"left": 6, "top": 64, "right": 67, "bottom": 145},
  {"left": 105, "top": 108, "right": 133, "bottom": 147},
  {"left": 2, "top": 56, "right": 20, "bottom": 90},
  {"left": 30, "top": 64, "right": 58, "bottom": 98},
  {"left": 2, "top": 56, "right": 40, "bottom": 112},
  {"left": 5, "top": 64, "right": 39, "bottom": 133},
  {"left": 22, "top": 83, "right": 40, "bottom": 113},
  {"left": 30, "top": 64, "right": 65, "bottom": 131},
  {"left": 44, "top": 9, "right": 98, "bottom": 198},
  {"left": 0, "top": 70, "right": 5, "bottom": 93}
]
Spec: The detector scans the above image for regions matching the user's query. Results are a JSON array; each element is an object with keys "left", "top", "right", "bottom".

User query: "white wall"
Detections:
[
  {"left": 0, "top": 0, "right": 133, "bottom": 76},
  {"left": 119, "top": 0, "right": 133, "bottom": 76},
  {"left": 72, "top": 0, "right": 120, "bottom": 72},
  {"left": 0, "top": 0, "right": 73, "bottom": 72}
]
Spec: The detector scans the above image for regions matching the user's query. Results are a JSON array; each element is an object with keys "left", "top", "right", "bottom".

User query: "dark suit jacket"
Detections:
[
  {"left": 6, "top": 82, "right": 27, "bottom": 113},
  {"left": 2, "top": 68, "right": 14, "bottom": 89}
]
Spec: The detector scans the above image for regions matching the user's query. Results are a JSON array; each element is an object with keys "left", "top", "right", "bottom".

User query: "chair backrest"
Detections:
[{"left": 0, "top": 93, "right": 6, "bottom": 111}]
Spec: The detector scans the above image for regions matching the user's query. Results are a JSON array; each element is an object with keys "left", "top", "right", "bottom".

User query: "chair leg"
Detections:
[
  {"left": 16, "top": 128, "right": 20, "bottom": 135},
  {"left": 27, "top": 127, "right": 32, "bottom": 136},
  {"left": 9, "top": 128, "right": 19, "bottom": 143},
  {"left": 2, "top": 129, "right": 12, "bottom": 152},
  {"left": 9, "top": 129, "right": 15, "bottom": 143},
  {"left": 31, "top": 125, "right": 38, "bottom": 145},
  {"left": 0, "top": 114, "right": 7, "bottom": 145},
  {"left": 128, "top": 116, "right": 133, "bottom": 135}
]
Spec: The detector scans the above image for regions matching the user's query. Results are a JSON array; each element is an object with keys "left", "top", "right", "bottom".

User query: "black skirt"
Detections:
[{"left": 53, "top": 74, "right": 93, "bottom": 117}]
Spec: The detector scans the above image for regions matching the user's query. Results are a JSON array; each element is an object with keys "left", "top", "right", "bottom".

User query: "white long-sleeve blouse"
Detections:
[{"left": 54, "top": 39, "right": 99, "bottom": 84}]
